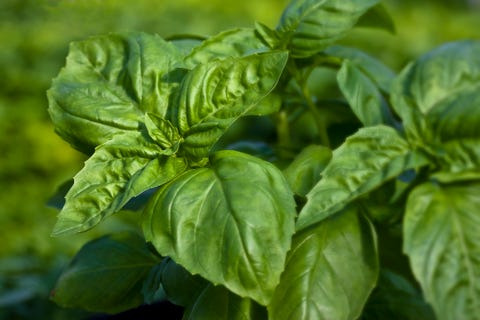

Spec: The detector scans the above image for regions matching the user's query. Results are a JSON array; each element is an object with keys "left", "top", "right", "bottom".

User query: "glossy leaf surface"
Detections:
[
  {"left": 143, "top": 150, "right": 296, "bottom": 305},
  {"left": 404, "top": 182, "right": 480, "bottom": 320},
  {"left": 48, "top": 32, "right": 184, "bottom": 153},
  {"left": 51, "top": 232, "right": 159, "bottom": 314},
  {"left": 276, "top": 0, "right": 379, "bottom": 57},
  {"left": 297, "top": 125, "right": 429, "bottom": 230},
  {"left": 52, "top": 132, "right": 187, "bottom": 235},
  {"left": 268, "top": 206, "right": 378, "bottom": 320},
  {"left": 172, "top": 52, "right": 288, "bottom": 160}
]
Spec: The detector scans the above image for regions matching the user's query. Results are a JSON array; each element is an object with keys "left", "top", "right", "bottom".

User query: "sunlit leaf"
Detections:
[
  {"left": 143, "top": 150, "right": 296, "bottom": 305},
  {"left": 48, "top": 32, "right": 184, "bottom": 153},
  {"left": 172, "top": 52, "right": 288, "bottom": 160},
  {"left": 52, "top": 132, "right": 187, "bottom": 235}
]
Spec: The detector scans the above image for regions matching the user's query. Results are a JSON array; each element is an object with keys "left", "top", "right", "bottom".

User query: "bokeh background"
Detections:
[{"left": 0, "top": 0, "right": 479, "bottom": 318}]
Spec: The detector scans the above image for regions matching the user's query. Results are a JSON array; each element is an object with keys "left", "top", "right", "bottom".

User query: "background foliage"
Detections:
[{"left": 0, "top": 0, "right": 479, "bottom": 318}]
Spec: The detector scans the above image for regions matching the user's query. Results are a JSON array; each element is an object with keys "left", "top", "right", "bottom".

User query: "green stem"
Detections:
[{"left": 302, "top": 85, "right": 330, "bottom": 148}]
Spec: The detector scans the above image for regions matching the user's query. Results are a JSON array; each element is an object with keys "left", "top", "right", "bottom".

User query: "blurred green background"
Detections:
[{"left": 0, "top": 0, "right": 478, "bottom": 318}]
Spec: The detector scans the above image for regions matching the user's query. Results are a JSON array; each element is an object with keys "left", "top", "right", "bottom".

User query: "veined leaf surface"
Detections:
[
  {"left": 276, "top": 0, "right": 379, "bottom": 57},
  {"left": 143, "top": 150, "right": 296, "bottom": 305},
  {"left": 48, "top": 32, "right": 184, "bottom": 153},
  {"left": 404, "top": 182, "right": 480, "bottom": 320},
  {"left": 52, "top": 132, "right": 187, "bottom": 235},
  {"left": 51, "top": 232, "right": 159, "bottom": 314},
  {"left": 171, "top": 52, "right": 288, "bottom": 160},
  {"left": 297, "top": 125, "right": 429, "bottom": 231},
  {"left": 268, "top": 206, "right": 378, "bottom": 320}
]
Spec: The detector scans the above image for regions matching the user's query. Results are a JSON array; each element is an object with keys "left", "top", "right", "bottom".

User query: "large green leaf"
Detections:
[
  {"left": 48, "top": 32, "right": 184, "bottom": 153},
  {"left": 337, "top": 60, "right": 392, "bottom": 126},
  {"left": 276, "top": 0, "right": 379, "bottom": 58},
  {"left": 391, "top": 40, "right": 480, "bottom": 144},
  {"left": 184, "top": 284, "right": 267, "bottom": 320},
  {"left": 268, "top": 206, "right": 378, "bottom": 320},
  {"left": 184, "top": 28, "right": 267, "bottom": 67},
  {"left": 297, "top": 125, "right": 429, "bottom": 231},
  {"left": 51, "top": 232, "right": 159, "bottom": 314},
  {"left": 52, "top": 132, "right": 187, "bottom": 235},
  {"left": 404, "top": 181, "right": 480, "bottom": 320},
  {"left": 283, "top": 144, "right": 332, "bottom": 197},
  {"left": 142, "top": 150, "right": 296, "bottom": 305},
  {"left": 171, "top": 52, "right": 288, "bottom": 160}
]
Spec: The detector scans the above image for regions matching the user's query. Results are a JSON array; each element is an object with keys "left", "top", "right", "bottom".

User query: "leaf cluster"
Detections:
[{"left": 47, "top": 0, "right": 480, "bottom": 319}]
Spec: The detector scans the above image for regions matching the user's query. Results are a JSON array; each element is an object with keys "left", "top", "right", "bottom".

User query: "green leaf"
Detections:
[
  {"left": 337, "top": 60, "right": 393, "bottom": 126},
  {"left": 51, "top": 232, "right": 159, "bottom": 314},
  {"left": 142, "top": 150, "right": 296, "bottom": 305},
  {"left": 283, "top": 145, "right": 332, "bottom": 197},
  {"left": 160, "top": 258, "right": 209, "bottom": 307},
  {"left": 254, "top": 22, "right": 281, "bottom": 49},
  {"left": 47, "top": 32, "right": 184, "bottom": 153},
  {"left": 276, "top": 0, "right": 379, "bottom": 58},
  {"left": 404, "top": 181, "right": 480, "bottom": 320},
  {"left": 144, "top": 113, "right": 183, "bottom": 154},
  {"left": 184, "top": 284, "right": 267, "bottom": 320},
  {"left": 184, "top": 28, "right": 267, "bottom": 67},
  {"left": 324, "top": 45, "right": 395, "bottom": 93},
  {"left": 391, "top": 40, "right": 480, "bottom": 144},
  {"left": 142, "top": 263, "right": 167, "bottom": 304},
  {"left": 297, "top": 125, "right": 429, "bottom": 231},
  {"left": 52, "top": 132, "right": 187, "bottom": 236},
  {"left": 172, "top": 51, "right": 288, "bottom": 160},
  {"left": 362, "top": 269, "right": 435, "bottom": 320},
  {"left": 268, "top": 206, "right": 378, "bottom": 320},
  {"left": 355, "top": 3, "right": 396, "bottom": 34}
]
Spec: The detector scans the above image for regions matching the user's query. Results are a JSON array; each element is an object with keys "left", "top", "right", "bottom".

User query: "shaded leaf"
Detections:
[
  {"left": 184, "top": 28, "right": 267, "bottom": 67},
  {"left": 51, "top": 232, "right": 159, "bottom": 314},
  {"left": 283, "top": 144, "right": 332, "bottom": 196},
  {"left": 52, "top": 132, "right": 187, "bottom": 235},
  {"left": 276, "top": 0, "right": 379, "bottom": 58},
  {"left": 48, "top": 32, "right": 184, "bottom": 153},
  {"left": 404, "top": 182, "right": 480, "bottom": 320},
  {"left": 355, "top": 3, "right": 395, "bottom": 34},
  {"left": 143, "top": 150, "right": 296, "bottom": 305},
  {"left": 297, "top": 125, "right": 429, "bottom": 231},
  {"left": 268, "top": 206, "right": 378, "bottom": 320},
  {"left": 337, "top": 60, "right": 392, "bottom": 126}
]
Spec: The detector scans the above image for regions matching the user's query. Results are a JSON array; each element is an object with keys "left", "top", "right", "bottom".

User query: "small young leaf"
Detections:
[
  {"left": 48, "top": 32, "right": 184, "bottom": 154},
  {"left": 184, "top": 284, "right": 267, "bottom": 320},
  {"left": 143, "top": 150, "right": 296, "bottom": 305},
  {"left": 283, "top": 144, "right": 332, "bottom": 197},
  {"left": 404, "top": 181, "right": 480, "bottom": 320},
  {"left": 52, "top": 132, "right": 187, "bottom": 236},
  {"left": 268, "top": 206, "right": 379, "bottom": 320},
  {"left": 142, "top": 263, "right": 166, "bottom": 305},
  {"left": 355, "top": 3, "right": 396, "bottom": 34},
  {"left": 51, "top": 232, "right": 159, "bottom": 314},
  {"left": 172, "top": 51, "right": 288, "bottom": 160},
  {"left": 144, "top": 113, "right": 183, "bottom": 153},
  {"left": 297, "top": 125, "right": 429, "bottom": 231},
  {"left": 254, "top": 22, "right": 280, "bottom": 49},
  {"left": 337, "top": 60, "right": 393, "bottom": 126},
  {"left": 324, "top": 45, "right": 395, "bottom": 93},
  {"left": 276, "top": 0, "right": 380, "bottom": 57},
  {"left": 184, "top": 28, "right": 267, "bottom": 67}
]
